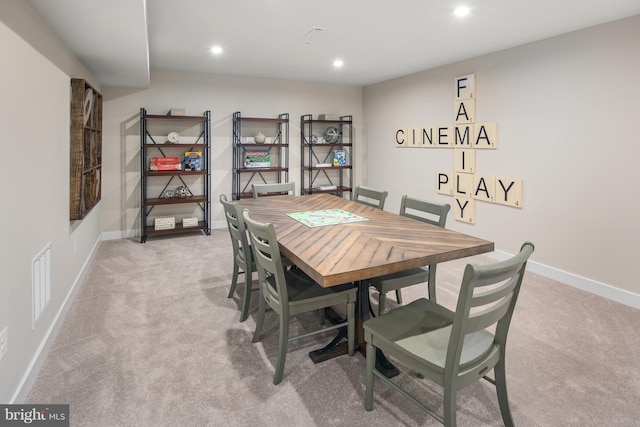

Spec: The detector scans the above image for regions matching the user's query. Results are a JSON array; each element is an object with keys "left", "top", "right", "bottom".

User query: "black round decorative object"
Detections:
[
  {"left": 175, "top": 186, "right": 188, "bottom": 198},
  {"left": 323, "top": 126, "right": 340, "bottom": 144}
]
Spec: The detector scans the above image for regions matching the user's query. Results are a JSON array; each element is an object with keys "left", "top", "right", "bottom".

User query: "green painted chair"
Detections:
[
  {"left": 353, "top": 185, "right": 388, "bottom": 209},
  {"left": 370, "top": 195, "right": 451, "bottom": 314},
  {"left": 252, "top": 182, "right": 295, "bottom": 198},
  {"left": 364, "top": 242, "right": 534, "bottom": 426},
  {"left": 220, "top": 194, "right": 257, "bottom": 322},
  {"left": 243, "top": 209, "right": 357, "bottom": 385}
]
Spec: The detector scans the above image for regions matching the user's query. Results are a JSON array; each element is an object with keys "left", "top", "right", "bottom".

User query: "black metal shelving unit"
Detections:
[
  {"left": 139, "top": 108, "right": 211, "bottom": 242},
  {"left": 300, "top": 114, "right": 353, "bottom": 198},
  {"left": 232, "top": 111, "right": 289, "bottom": 199}
]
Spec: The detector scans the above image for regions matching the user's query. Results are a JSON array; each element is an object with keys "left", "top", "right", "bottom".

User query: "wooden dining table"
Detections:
[{"left": 237, "top": 193, "right": 494, "bottom": 374}]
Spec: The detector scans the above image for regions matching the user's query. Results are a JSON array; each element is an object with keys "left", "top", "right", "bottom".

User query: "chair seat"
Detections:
[
  {"left": 370, "top": 267, "right": 429, "bottom": 293},
  {"left": 265, "top": 273, "right": 356, "bottom": 313},
  {"left": 364, "top": 298, "right": 494, "bottom": 371}
]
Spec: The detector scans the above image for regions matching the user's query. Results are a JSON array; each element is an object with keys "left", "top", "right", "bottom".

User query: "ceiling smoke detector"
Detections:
[
  {"left": 304, "top": 26, "right": 326, "bottom": 45},
  {"left": 304, "top": 26, "right": 326, "bottom": 37}
]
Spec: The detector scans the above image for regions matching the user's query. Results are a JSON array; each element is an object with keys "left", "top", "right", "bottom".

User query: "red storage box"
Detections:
[{"left": 150, "top": 157, "right": 181, "bottom": 171}]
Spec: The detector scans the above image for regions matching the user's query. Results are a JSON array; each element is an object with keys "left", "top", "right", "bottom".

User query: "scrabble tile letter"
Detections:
[
  {"left": 454, "top": 99, "right": 475, "bottom": 124},
  {"left": 473, "top": 174, "right": 496, "bottom": 203},
  {"left": 495, "top": 177, "right": 523, "bottom": 208},
  {"left": 474, "top": 122, "right": 498, "bottom": 149},
  {"left": 454, "top": 124, "right": 473, "bottom": 147},
  {"left": 421, "top": 126, "right": 435, "bottom": 148},
  {"left": 455, "top": 74, "right": 475, "bottom": 99},
  {"left": 437, "top": 125, "right": 453, "bottom": 147},
  {"left": 454, "top": 149, "right": 476, "bottom": 173},
  {"left": 395, "top": 128, "right": 407, "bottom": 148},
  {"left": 455, "top": 172, "right": 474, "bottom": 196},
  {"left": 407, "top": 127, "right": 421, "bottom": 148},
  {"left": 437, "top": 171, "right": 453, "bottom": 195},
  {"left": 454, "top": 196, "right": 475, "bottom": 224}
]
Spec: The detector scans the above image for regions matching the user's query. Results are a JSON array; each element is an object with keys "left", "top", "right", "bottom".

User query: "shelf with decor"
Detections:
[
  {"left": 232, "top": 111, "right": 289, "bottom": 199},
  {"left": 70, "top": 78, "right": 103, "bottom": 220},
  {"left": 139, "top": 108, "right": 211, "bottom": 242},
  {"left": 300, "top": 114, "right": 353, "bottom": 197}
]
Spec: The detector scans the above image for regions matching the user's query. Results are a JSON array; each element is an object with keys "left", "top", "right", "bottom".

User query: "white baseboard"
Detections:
[
  {"left": 102, "top": 229, "right": 137, "bottom": 241},
  {"left": 489, "top": 250, "right": 640, "bottom": 310},
  {"left": 11, "top": 235, "right": 103, "bottom": 403},
  {"left": 211, "top": 220, "right": 226, "bottom": 230}
]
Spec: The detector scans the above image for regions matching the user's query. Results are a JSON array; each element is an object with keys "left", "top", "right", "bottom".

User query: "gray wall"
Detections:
[
  {"left": 0, "top": 1, "right": 102, "bottom": 402},
  {"left": 363, "top": 15, "right": 640, "bottom": 298}
]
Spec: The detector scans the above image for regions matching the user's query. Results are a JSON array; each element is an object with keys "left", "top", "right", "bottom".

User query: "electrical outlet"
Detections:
[
  {"left": 73, "top": 238, "right": 78, "bottom": 254},
  {"left": 0, "top": 327, "right": 7, "bottom": 361}
]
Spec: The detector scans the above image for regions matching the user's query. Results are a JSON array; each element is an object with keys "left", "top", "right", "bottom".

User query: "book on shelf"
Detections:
[
  {"left": 184, "top": 151, "right": 202, "bottom": 171},
  {"left": 314, "top": 163, "right": 332, "bottom": 168},
  {"left": 333, "top": 149, "right": 347, "bottom": 166},
  {"left": 244, "top": 150, "right": 270, "bottom": 168},
  {"left": 314, "top": 184, "right": 338, "bottom": 191}
]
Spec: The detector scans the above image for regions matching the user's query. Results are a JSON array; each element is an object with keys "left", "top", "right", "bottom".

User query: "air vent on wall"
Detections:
[{"left": 32, "top": 243, "right": 51, "bottom": 329}]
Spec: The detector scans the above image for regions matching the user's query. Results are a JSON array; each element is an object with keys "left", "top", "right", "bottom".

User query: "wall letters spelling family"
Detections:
[{"left": 395, "top": 74, "right": 523, "bottom": 224}]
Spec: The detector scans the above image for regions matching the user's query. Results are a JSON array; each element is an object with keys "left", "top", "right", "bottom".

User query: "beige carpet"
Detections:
[{"left": 26, "top": 230, "right": 640, "bottom": 426}]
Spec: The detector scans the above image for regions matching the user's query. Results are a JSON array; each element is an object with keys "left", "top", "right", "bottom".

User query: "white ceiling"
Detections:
[{"left": 29, "top": 0, "right": 640, "bottom": 88}]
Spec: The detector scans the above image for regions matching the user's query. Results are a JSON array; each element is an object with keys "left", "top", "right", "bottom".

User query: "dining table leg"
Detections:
[
  {"left": 308, "top": 280, "right": 399, "bottom": 378},
  {"left": 308, "top": 309, "right": 349, "bottom": 362}
]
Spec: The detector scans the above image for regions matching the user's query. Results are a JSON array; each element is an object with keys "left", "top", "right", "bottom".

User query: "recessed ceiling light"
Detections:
[
  {"left": 333, "top": 59, "right": 344, "bottom": 68},
  {"left": 210, "top": 46, "right": 223, "bottom": 55},
  {"left": 454, "top": 6, "right": 470, "bottom": 17}
]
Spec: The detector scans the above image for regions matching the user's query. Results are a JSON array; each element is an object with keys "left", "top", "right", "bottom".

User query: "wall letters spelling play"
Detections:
[{"left": 394, "top": 74, "right": 523, "bottom": 224}]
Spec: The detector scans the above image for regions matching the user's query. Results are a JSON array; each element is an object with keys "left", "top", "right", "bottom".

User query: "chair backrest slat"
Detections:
[
  {"left": 353, "top": 185, "right": 388, "bottom": 209},
  {"left": 252, "top": 182, "right": 295, "bottom": 198},
  {"left": 466, "top": 296, "right": 513, "bottom": 334},
  {"left": 399, "top": 195, "right": 450, "bottom": 227}
]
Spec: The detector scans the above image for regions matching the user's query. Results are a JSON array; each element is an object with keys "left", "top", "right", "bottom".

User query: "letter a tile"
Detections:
[
  {"left": 472, "top": 174, "right": 496, "bottom": 203},
  {"left": 474, "top": 122, "right": 498, "bottom": 149},
  {"left": 454, "top": 99, "right": 475, "bottom": 124}
]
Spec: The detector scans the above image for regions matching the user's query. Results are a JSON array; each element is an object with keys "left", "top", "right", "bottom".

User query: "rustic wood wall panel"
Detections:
[{"left": 70, "top": 78, "right": 102, "bottom": 220}]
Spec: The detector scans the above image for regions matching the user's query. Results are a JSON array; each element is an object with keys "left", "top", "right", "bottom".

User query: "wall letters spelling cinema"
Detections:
[{"left": 395, "top": 74, "right": 523, "bottom": 224}]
